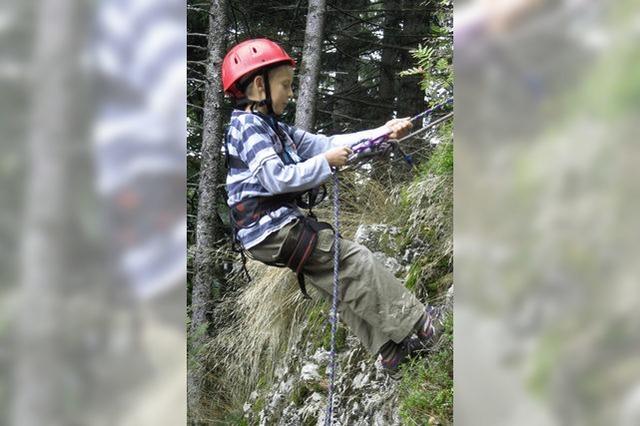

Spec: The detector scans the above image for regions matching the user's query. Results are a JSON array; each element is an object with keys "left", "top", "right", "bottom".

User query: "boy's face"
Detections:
[{"left": 250, "top": 65, "right": 294, "bottom": 116}]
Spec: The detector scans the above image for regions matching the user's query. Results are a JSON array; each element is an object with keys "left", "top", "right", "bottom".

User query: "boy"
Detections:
[{"left": 221, "top": 38, "right": 441, "bottom": 376}]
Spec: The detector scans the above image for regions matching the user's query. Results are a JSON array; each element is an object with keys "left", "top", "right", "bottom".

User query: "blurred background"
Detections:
[
  {"left": 455, "top": 0, "right": 640, "bottom": 425},
  {"left": 0, "top": 0, "right": 185, "bottom": 424}
]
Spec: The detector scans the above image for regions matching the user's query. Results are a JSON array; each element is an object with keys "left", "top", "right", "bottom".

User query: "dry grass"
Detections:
[
  {"left": 310, "top": 169, "right": 407, "bottom": 239},
  {"left": 194, "top": 260, "right": 323, "bottom": 420}
]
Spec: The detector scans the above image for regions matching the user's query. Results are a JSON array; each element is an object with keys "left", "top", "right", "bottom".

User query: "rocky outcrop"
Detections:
[{"left": 244, "top": 337, "right": 403, "bottom": 426}]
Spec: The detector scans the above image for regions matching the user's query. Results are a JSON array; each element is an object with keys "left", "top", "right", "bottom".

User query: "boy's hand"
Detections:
[
  {"left": 324, "top": 146, "right": 353, "bottom": 167},
  {"left": 384, "top": 118, "right": 413, "bottom": 139}
]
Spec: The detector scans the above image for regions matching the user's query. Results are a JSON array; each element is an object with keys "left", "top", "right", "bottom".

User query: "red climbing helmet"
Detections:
[{"left": 222, "top": 38, "right": 296, "bottom": 98}]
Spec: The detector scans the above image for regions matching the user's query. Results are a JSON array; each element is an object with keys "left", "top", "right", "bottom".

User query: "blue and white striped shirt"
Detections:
[{"left": 226, "top": 110, "right": 386, "bottom": 249}]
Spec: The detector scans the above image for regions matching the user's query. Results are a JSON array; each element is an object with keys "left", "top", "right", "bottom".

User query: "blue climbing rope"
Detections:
[
  {"left": 408, "top": 97, "right": 453, "bottom": 123},
  {"left": 325, "top": 170, "right": 341, "bottom": 426}
]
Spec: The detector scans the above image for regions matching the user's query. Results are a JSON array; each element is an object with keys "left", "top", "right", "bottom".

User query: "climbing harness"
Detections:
[{"left": 347, "top": 98, "right": 453, "bottom": 167}]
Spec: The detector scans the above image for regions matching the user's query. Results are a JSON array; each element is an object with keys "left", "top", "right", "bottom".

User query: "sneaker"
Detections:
[
  {"left": 404, "top": 335, "right": 428, "bottom": 355},
  {"left": 416, "top": 305, "right": 446, "bottom": 350},
  {"left": 378, "top": 338, "right": 413, "bottom": 380}
]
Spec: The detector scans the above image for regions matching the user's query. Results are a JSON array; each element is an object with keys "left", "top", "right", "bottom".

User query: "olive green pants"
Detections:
[{"left": 248, "top": 219, "right": 425, "bottom": 355}]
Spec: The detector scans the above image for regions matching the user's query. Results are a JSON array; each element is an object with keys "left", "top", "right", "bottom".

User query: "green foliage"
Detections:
[
  {"left": 305, "top": 304, "right": 348, "bottom": 354},
  {"left": 405, "top": 262, "right": 421, "bottom": 292},
  {"left": 291, "top": 380, "right": 326, "bottom": 407},
  {"left": 399, "top": 32, "right": 453, "bottom": 102},
  {"left": 398, "top": 314, "right": 453, "bottom": 425},
  {"left": 424, "top": 141, "right": 453, "bottom": 176},
  {"left": 428, "top": 272, "right": 453, "bottom": 298},
  {"left": 221, "top": 410, "right": 250, "bottom": 426}
]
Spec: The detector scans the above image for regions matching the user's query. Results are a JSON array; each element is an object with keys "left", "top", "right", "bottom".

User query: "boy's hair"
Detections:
[{"left": 233, "top": 64, "right": 282, "bottom": 100}]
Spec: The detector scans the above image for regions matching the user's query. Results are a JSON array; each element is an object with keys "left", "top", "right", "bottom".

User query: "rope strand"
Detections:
[
  {"left": 407, "top": 97, "right": 453, "bottom": 123},
  {"left": 325, "top": 170, "right": 341, "bottom": 426},
  {"left": 396, "top": 111, "right": 453, "bottom": 144}
]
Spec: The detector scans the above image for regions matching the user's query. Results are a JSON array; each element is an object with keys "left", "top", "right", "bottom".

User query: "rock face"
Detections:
[
  {"left": 354, "top": 224, "right": 410, "bottom": 277},
  {"left": 245, "top": 339, "right": 403, "bottom": 426},
  {"left": 372, "top": 252, "right": 404, "bottom": 277},
  {"left": 354, "top": 224, "right": 401, "bottom": 254}
]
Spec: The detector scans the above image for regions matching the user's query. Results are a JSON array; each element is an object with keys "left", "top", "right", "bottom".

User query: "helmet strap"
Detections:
[{"left": 258, "top": 69, "right": 275, "bottom": 116}]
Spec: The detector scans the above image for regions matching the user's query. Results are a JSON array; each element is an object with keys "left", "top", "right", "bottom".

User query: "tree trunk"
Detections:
[
  {"left": 378, "top": 0, "right": 402, "bottom": 121},
  {"left": 295, "top": 0, "right": 327, "bottom": 131},
  {"left": 188, "top": 0, "right": 228, "bottom": 419}
]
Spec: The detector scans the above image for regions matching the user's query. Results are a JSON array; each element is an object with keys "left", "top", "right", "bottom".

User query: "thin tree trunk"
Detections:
[
  {"left": 188, "top": 0, "right": 228, "bottom": 419},
  {"left": 295, "top": 0, "right": 327, "bottom": 131},
  {"left": 378, "top": 0, "right": 402, "bottom": 121}
]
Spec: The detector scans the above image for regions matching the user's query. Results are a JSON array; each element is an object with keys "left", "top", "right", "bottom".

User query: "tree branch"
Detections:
[
  {"left": 188, "top": 70, "right": 212, "bottom": 86},
  {"left": 187, "top": 5, "right": 215, "bottom": 16},
  {"left": 188, "top": 44, "right": 209, "bottom": 51},
  {"left": 188, "top": 60, "right": 208, "bottom": 68},
  {"left": 187, "top": 103, "right": 204, "bottom": 111}
]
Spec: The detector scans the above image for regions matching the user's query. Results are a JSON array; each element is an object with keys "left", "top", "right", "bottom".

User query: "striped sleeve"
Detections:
[{"left": 280, "top": 122, "right": 389, "bottom": 159}]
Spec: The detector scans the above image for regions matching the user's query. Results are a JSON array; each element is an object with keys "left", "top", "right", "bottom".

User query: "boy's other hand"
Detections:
[
  {"left": 384, "top": 118, "right": 413, "bottom": 139},
  {"left": 324, "top": 146, "right": 353, "bottom": 167}
]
